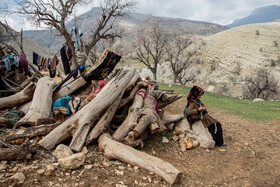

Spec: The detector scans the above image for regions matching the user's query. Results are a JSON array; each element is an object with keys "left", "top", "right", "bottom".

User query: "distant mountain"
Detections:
[
  {"left": 23, "top": 7, "right": 227, "bottom": 52},
  {"left": 227, "top": 5, "right": 280, "bottom": 28},
  {"left": 0, "top": 24, "right": 55, "bottom": 62}
]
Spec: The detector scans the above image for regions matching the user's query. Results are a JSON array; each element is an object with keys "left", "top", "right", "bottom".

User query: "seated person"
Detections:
[{"left": 185, "top": 86, "right": 225, "bottom": 146}]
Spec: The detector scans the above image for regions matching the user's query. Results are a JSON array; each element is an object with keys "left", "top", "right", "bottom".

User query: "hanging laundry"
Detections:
[
  {"left": 33, "top": 52, "right": 39, "bottom": 66},
  {"left": 13, "top": 55, "right": 20, "bottom": 67},
  {"left": 1, "top": 55, "right": 11, "bottom": 71},
  {"left": 60, "top": 45, "right": 71, "bottom": 75},
  {"left": 49, "top": 55, "right": 59, "bottom": 78},
  {"left": 19, "top": 53, "right": 29, "bottom": 76},
  {"left": 72, "top": 26, "right": 81, "bottom": 51}
]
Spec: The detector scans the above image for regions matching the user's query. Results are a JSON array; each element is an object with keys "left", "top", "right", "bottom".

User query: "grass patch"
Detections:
[{"left": 158, "top": 82, "right": 280, "bottom": 122}]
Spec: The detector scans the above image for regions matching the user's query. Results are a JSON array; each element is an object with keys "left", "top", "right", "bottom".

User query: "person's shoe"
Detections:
[{"left": 221, "top": 143, "right": 227, "bottom": 147}]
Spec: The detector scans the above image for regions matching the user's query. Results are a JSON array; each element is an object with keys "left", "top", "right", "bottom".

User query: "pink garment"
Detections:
[{"left": 92, "top": 80, "right": 108, "bottom": 96}]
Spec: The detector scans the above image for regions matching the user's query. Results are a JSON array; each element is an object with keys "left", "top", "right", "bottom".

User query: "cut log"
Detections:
[
  {"left": 158, "top": 94, "right": 183, "bottom": 109},
  {"left": 0, "top": 139, "right": 36, "bottom": 161},
  {"left": 0, "top": 82, "right": 36, "bottom": 110},
  {"left": 38, "top": 69, "right": 136, "bottom": 151},
  {"left": 14, "top": 77, "right": 56, "bottom": 128},
  {"left": 118, "top": 81, "right": 147, "bottom": 109},
  {"left": 17, "top": 101, "right": 32, "bottom": 115},
  {"left": 53, "top": 76, "right": 87, "bottom": 101},
  {"left": 85, "top": 95, "right": 123, "bottom": 145},
  {"left": 113, "top": 88, "right": 146, "bottom": 141},
  {"left": 128, "top": 115, "right": 154, "bottom": 141},
  {"left": 19, "top": 73, "right": 37, "bottom": 88},
  {"left": 84, "top": 49, "right": 121, "bottom": 80},
  {"left": 5, "top": 123, "right": 60, "bottom": 142},
  {"left": 149, "top": 123, "right": 159, "bottom": 135},
  {"left": 0, "top": 117, "right": 13, "bottom": 128},
  {"left": 162, "top": 115, "right": 184, "bottom": 126},
  {"left": 99, "top": 133, "right": 182, "bottom": 185}
]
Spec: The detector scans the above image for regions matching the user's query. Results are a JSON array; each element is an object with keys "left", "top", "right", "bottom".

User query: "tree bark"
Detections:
[
  {"left": 85, "top": 94, "right": 123, "bottom": 145},
  {"left": 0, "top": 82, "right": 36, "bottom": 110},
  {"left": 17, "top": 101, "right": 32, "bottom": 115},
  {"left": 38, "top": 69, "right": 136, "bottom": 151},
  {"left": 98, "top": 133, "right": 182, "bottom": 185},
  {"left": 53, "top": 76, "right": 87, "bottom": 101},
  {"left": 158, "top": 94, "right": 183, "bottom": 109},
  {"left": 162, "top": 115, "right": 184, "bottom": 126},
  {"left": 5, "top": 123, "right": 59, "bottom": 142},
  {"left": 84, "top": 49, "right": 121, "bottom": 80},
  {"left": 113, "top": 88, "right": 146, "bottom": 141},
  {"left": 0, "top": 118, "right": 13, "bottom": 128},
  {"left": 15, "top": 77, "right": 56, "bottom": 128}
]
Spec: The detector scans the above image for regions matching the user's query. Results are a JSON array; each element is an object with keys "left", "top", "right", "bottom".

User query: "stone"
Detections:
[
  {"left": 10, "top": 172, "right": 25, "bottom": 184},
  {"left": 115, "top": 169, "right": 124, "bottom": 176},
  {"left": 116, "top": 184, "right": 127, "bottom": 187},
  {"left": 193, "top": 140, "right": 199, "bottom": 147},
  {"left": 133, "top": 166, "right": 139, "bottom": 170},
  {"left": 85, "top": 165, "right": 93, "bottom": 170},
  {"left": 37, "top": 169, "right": 45, "bottom": 174},
  {"left": 53, "top": 144, "right": 73, "bottom": 159},
  {"left": 219, "top": 148, "right": 226, "bottom": 152},
  {"left": 162, "top": 137, "right": 169, "bottom": 143},
  {"left": 81, "top": 146, "right": 88, "bottom": 154},
  {"left": 103, "top": 161, "right": 111, "bottom": 167},
  {"left": 253, "top": 98, "right": 265, "bottom": 102},
  {"left": 118, "top": 166, "right": 125, "bottom": 170},
  {"left": 172, "top": 135, "right": 179, "bottom": 142},
  {"left": 178, "top": 134, "right": 185, "bottom": 139},
  {"left": 45, "top": 165, "right": 55, "bottom": 176},
  {"left": 174, "top": 126, "right": 183, "bottom": 135},
  {"left": 58, "top": 153, "right": 86, "bottom": 170}
]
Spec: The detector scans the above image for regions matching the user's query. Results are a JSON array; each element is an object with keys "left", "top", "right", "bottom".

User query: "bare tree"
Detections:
[
  {"left": 243, "top": 69, "right": 278, "bottom": 100},
  {"left": 12, "top": 0, "right": 136, "bottom": 69},
  {"left": 165, "top": 34, "right": 204, "bottom": 85},
  {"left": 133, "top": 24, "right": 168, "bottom": 80}
]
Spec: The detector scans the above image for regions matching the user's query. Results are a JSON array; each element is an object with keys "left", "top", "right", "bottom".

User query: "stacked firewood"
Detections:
[{"left": 0, "top": 49, "right": 184, "bottom": 185}]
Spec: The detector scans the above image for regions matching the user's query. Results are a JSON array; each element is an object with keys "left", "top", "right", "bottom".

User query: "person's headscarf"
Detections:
[{"left": 187, "top": 86, "right": 204, "bottom": 107}]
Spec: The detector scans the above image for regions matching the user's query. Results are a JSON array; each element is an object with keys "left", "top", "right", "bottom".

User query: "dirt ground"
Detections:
[{"left": 1, "top": 97, "right": 280, "bottom": 187}]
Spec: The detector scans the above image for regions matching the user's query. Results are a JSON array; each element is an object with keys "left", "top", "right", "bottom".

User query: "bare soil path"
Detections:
[{"left": 1, "top": 97, "right": 280, "bottom": 187}]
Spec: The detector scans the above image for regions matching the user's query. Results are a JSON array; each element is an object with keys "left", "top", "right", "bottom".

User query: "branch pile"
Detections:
[{"left": 0, "top": 49, "right": 184, "bottom": 185}]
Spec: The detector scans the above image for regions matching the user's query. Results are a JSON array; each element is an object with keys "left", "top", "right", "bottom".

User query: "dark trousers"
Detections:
[{"left": 208, "top": 122, "right": 224, "bottom": 146}]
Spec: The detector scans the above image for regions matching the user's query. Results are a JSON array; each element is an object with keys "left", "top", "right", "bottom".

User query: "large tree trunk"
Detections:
[
  {"left": 84, "top": 49, "right": 121, "bottom": 80},
  {"left": 0, "top": 82, "right": 36, "bottom": 110},
  {"left": 113, "top": 88, "right": 146, "bottom": 141},
  {"left": 162, "top": 115, "right": 184, "bottom": 126},
  {"left": 38, "top": 69, "right": 136, "bottom": 151},
  {"left": 98, "top": 133, "right": 182, "bottom": 185},
  {"left": 157, "top": 95, "right": 183, "bottom": 109},
  {"left": 15, "top": 77, "right": 56, "bottom": 128}
]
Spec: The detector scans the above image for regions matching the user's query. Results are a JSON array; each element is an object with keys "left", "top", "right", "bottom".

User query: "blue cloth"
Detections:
[
  {"left": 13, "top": 55, "right": 20, "bottom": 67},
  {"left": 52, "top": 96, "right": 71, "bottom": 114},
  {"left": 2, "top": 55, "right": 11, "bottom": 71},
  {"left": 73, "top": 26, "right": 81, "bottom": 51}
]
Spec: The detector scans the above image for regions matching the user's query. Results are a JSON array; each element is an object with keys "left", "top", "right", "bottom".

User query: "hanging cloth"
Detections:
[
  {"left": 72, "top": 26, "right": 81, "bottom": 51},
  {"left": 20, "top": 53, "right": 29, "bottom": 76},
  {"left": 60, "top": 45, "right": 71, "bottom": 75},
  {"left": 1, "top": 55, "right": 11, "bottom": 71}
]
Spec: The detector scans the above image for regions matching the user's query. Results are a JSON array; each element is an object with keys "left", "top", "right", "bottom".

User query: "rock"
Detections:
[
  {"left": 143, "top": 176, "right": 147, "bottom": 180},
  {"left": 219, "top": 148, "right": 226, "bottom": 152},
  {"left": 84, "top": 165, "right": 93, "bottom": 170},
  {"left": 0, "top": 162, "right": 7, "bottom": 170},
  {"left": 134, "top": 180, "right": 139, "bottom": 185},
  {"left": 148, "top": 176, "right": 152, "bottom": 183},
  {"left": 162, "top": 137, "right": 169, "bottom": 143},
  {"left": 172, "top": 135, "right": 179, "bottom": 142},
  {"left": 58, "top": 153, "right": 86, "bottom": 170},
  {"left": 118, "top": 166, "right": 125, "bottom": 170},
  {"left": 174, "top": 126, "right": 183, "bottom": 135},
  {"left": 205, "top": 149, "right": 210, "bottom": 153},
  {"left": 133, "top": 166, "right": 139, "bottom": 170},
  {"left": 193, "top": 140, "right": 199, "bottom": 147},
  {"left": 37, "top": 169, "right": 45, "bottom": 174},
  {"left": 10, "top": 172, "right": 25, "bottom": 184},
  {"left": 115, "top": 169, "right": 124, "bottom": 176},
  {"left": 253, "top": 98, "right": 265, "bottom": 102},
  {"left": 53, "top": 144, "right": 73, "bottom": 159},
  {"left": 206, "top": 85, "right": 215, "bottom": 92},
  {"left": 116, "top": 184, "right": 127, "bottom": 187},
  {"left": 45, "top": 165, "right": 55, "bottom": 176},
  {"left": 179, "top": 134, "right": 185, "bottom": 139},
  {"left": 81, "top": 146, "right": 88, "bottom": 154},
  {"left": 103, "top": 161, "right": 111, "bottom": 167}
]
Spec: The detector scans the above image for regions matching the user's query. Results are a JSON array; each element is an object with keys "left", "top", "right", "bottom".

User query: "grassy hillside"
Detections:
[{"left": 158, "top": 83, "right": 280, "bottom": 123}]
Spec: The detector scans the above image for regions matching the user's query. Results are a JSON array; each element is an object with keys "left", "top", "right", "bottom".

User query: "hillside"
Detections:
[
  {"left": 227, "top": 5, "right": 280, "bottom": 28},
  {"left": 153, "top": 22, "right": 280, "bottom": 100},
  {"left": 187, "top": 22, "right": 280, "bottom": 99},
  {"left": 0, "top": 24, "right": 55, "bottom": 62},
  {"left": 23, "top": 7, "right": 227, "bottom": 52}
]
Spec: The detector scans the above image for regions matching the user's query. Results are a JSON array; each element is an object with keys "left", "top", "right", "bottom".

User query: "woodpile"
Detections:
[{"left": 0, "top": 49, "right": 184, "bottom": 185}]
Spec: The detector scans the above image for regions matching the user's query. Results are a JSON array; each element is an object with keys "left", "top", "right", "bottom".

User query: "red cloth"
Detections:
[
  {"left": 92, "top": 80, "right": 108, "bottom": 96},
  {"left": 20, "top": 53, "right": 29, "bottom": 76}
]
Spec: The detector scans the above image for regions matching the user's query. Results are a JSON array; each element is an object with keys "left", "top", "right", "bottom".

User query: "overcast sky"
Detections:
[{"left": 1, "top": 0, "right": 280, "bottom": 31}]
